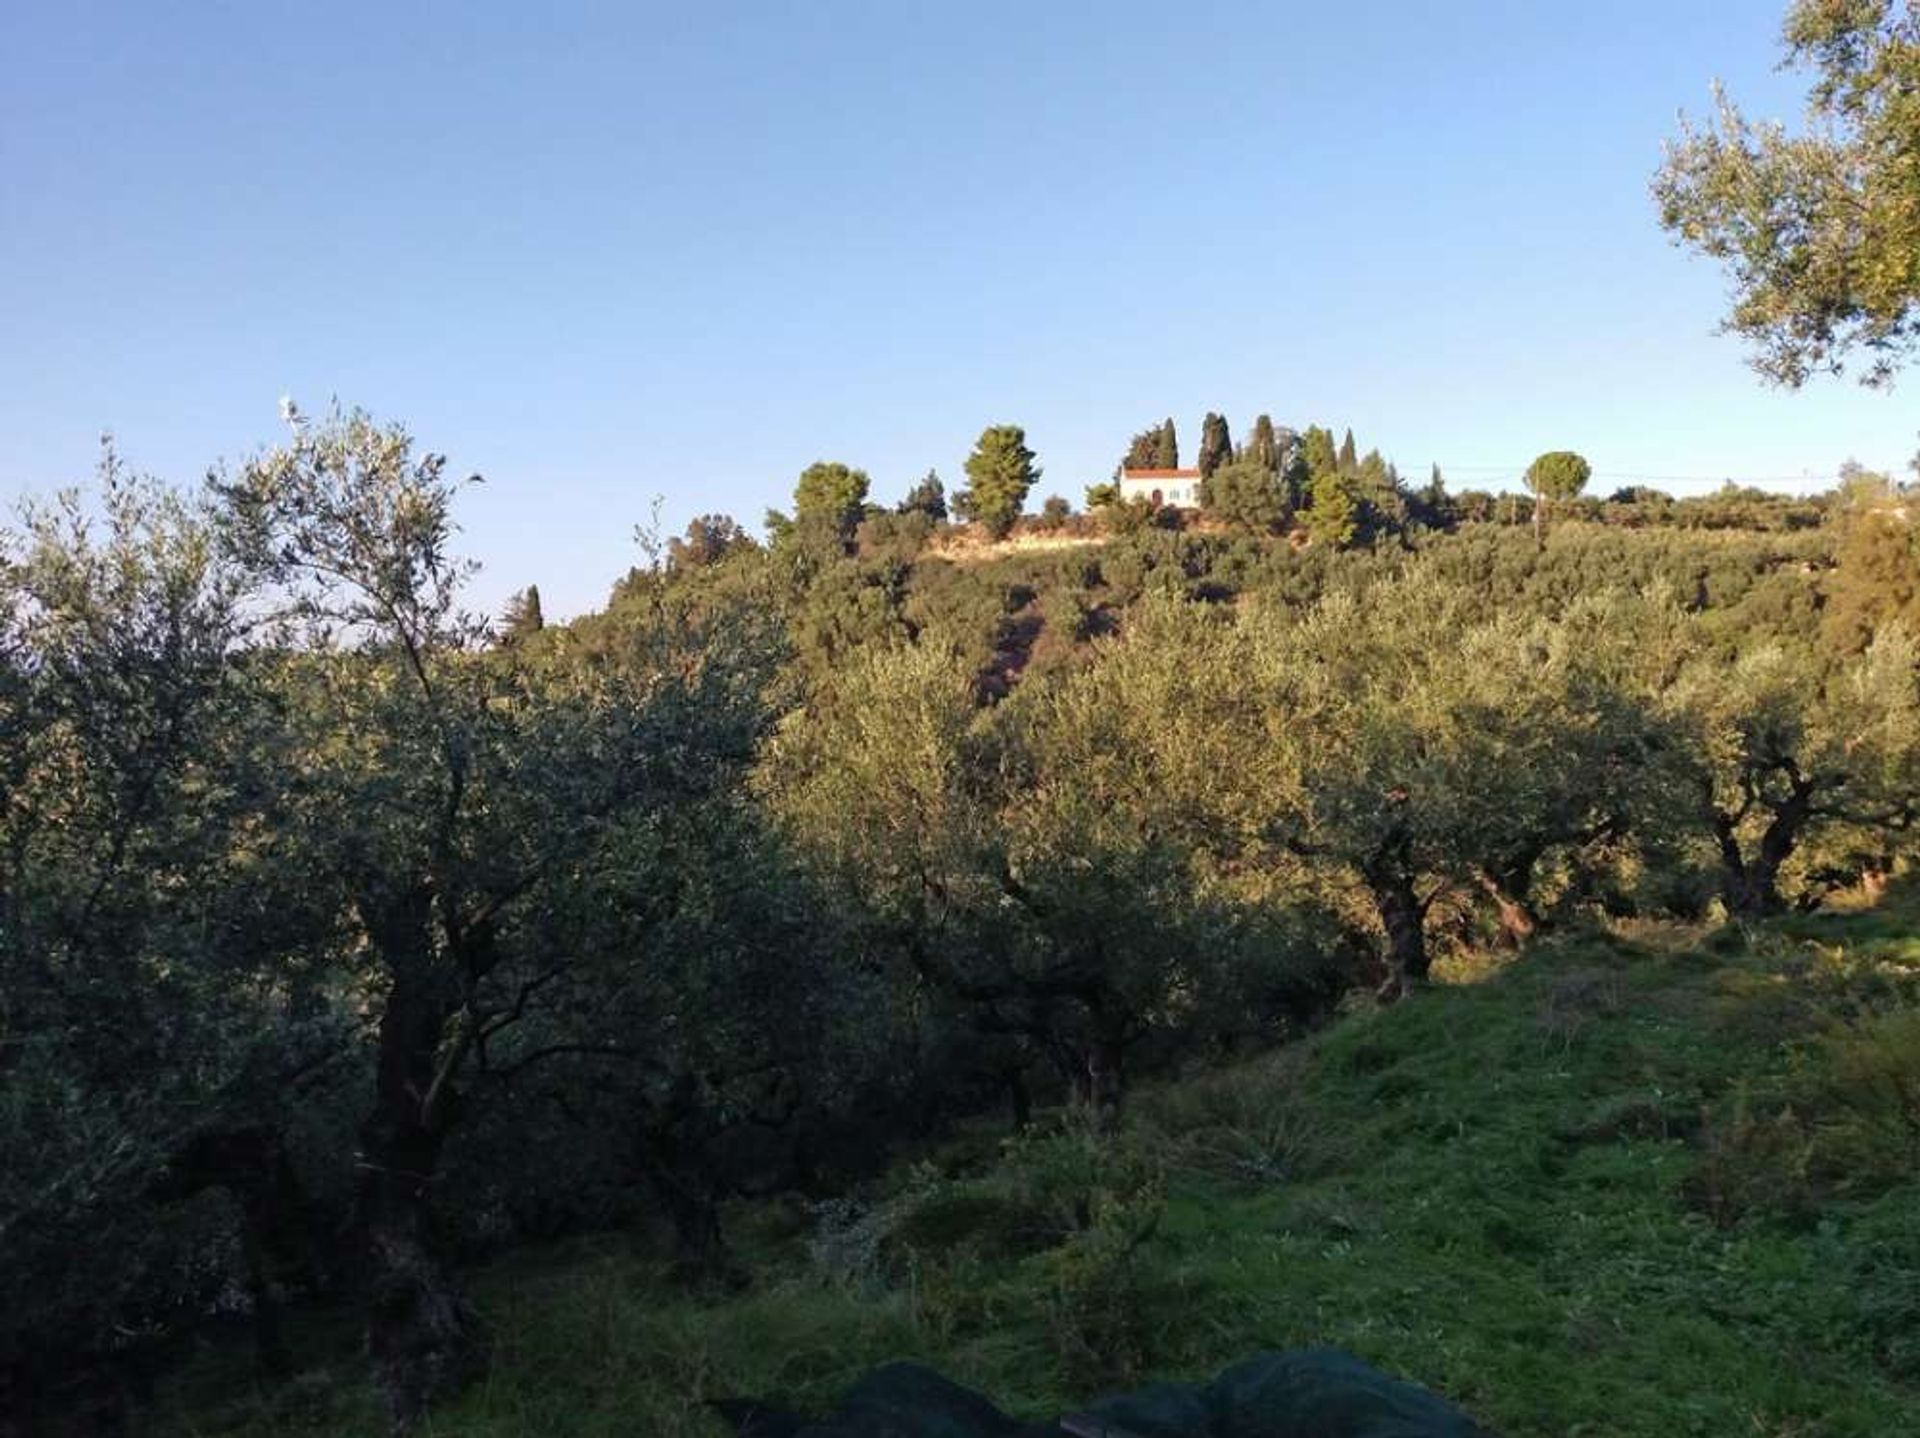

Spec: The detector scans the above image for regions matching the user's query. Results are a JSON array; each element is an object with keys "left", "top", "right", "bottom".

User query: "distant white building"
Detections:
[{"left": 1117, "top": 467, "right": 1204, "bottom": 508}]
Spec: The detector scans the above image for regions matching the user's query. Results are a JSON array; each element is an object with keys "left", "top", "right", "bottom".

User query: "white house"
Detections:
[{"left": 1117, "top": 467, "right": 1204, "bottom": 508}]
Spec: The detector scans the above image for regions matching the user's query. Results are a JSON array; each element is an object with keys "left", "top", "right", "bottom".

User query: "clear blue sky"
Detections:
[{"left": 4, "top": 2, "right": 1915, "bottom": 618}]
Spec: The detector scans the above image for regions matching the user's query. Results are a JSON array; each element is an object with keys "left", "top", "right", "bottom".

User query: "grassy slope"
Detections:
[{"left": 163, "top": 901, "right": 1920, "bottom": 1438}]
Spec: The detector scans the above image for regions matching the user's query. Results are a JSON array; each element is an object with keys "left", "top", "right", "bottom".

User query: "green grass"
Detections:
[{"left": 159, "top": 900, "right": 1920, "bottom": 1437}]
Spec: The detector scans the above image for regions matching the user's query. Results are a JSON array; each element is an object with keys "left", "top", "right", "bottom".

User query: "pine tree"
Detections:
[
  {"left": 1358, "top": 450, "right": 1405, "bottom": 532},
  {"left": 1413, "top": 464, "right": 1453, "bottom": 530},
  {"left": 1523, "top": 450, "right": 1592, "bottom": 549},
  {"left": 899, "top": 470, "right": 947, "bottom": 521},
  {"left": 667, "top": 514, "right": 751, "bottom": 570},
  {"left": 793, "top": 461, "right": 872, "bottom": 550},
  {"left": 1338, "top": 428, "right": 1358, "bottom": 473},
  {"left": 1301, "top": 426, "right": 1358, "bottom": 547},
  {"left": 1198, "top": 412, "right": 1233, "bottom": 478},
  {"left": 962, "top": 424, "right": 1041, "bottom": 539},
  {"left": 1301, "top": 426, "right": 1340, "bottom": 482},
  {"left": 500, "top": 584, "right": 545, "bottom": 645},
  {"left": 1306, "top": 467, "right": 1358, "bottom": 547}
]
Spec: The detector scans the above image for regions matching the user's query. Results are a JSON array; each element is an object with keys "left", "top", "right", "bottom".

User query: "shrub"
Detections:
[
  {"left": 1011, "top": 1122, "right": 1168, "bottom": 1390},
  {"left": 1846, "top": 1197, "right": 1920, "bottom": 1382},
  {"left": 1686, "top": 1085, "right": 1818, "bottom": 1227},
  {"left": 1039, "top": 1196, "right": 1163, "bottom": 1391},
  {"left": 1814, "top": 1006, "right": 1920, "bottom": 1186},
  {"left": 1135, "top": 1055, "right": 1342, "bottom": 1188},
  {"left": 1036, "top": 495, "right": 1073, "bottom": 532}
]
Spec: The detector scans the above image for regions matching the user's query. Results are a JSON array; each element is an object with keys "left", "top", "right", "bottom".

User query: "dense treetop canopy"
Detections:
[{"left": 1524, "top": 451, "right": 1593, "bottom": 502}]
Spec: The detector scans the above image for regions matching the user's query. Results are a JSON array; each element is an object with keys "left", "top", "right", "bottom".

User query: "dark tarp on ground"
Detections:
[{"left": 716, "top": 1347, "right": 1492, "bottom": 1437}]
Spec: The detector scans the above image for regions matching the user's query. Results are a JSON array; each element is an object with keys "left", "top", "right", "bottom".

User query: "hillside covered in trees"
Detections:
[
  {"left": 9, "top": 3, "right": 1920, "bottom": 1432},
  {"left": 4, "top": 396, "right": 1918, "bottom": 1435}
]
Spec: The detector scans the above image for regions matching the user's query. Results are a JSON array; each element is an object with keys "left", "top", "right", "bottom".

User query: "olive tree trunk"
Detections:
[
  {"left": 1713, "top": 787, "right": 1813, "bottom": 919},
  {"left": 1364, "top": 833, "right": 1430, "bottom": 999},
  {"left": 353, "top": 903, "right": 487, "bottom": 1431}
]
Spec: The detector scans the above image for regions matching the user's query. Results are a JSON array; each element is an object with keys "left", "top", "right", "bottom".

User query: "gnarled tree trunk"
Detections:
[
  {"left": 632, "top": 1076, "right": 743, "bottom": 1288},
  {"left": 353, "top": 893, "right": 488, "bottom": 1431},
  {"left": 355, "top": 1076, "right": 487, "bottom": 1429},
  {"left": 1475, "top": 866, "right": 1539, "bottom": 949},
  {"left": 1364, "top": 830, "right": 1429, "bottom": 999},
  {"left": 1714, "top": 786, "right": 1812, "bottom": 918},
  {"left": 152, "top": 1125, "right": 329, "bottom": 1380},
  {"left": 356, "top": 1140, "right": 484, "bottom": 1431}
]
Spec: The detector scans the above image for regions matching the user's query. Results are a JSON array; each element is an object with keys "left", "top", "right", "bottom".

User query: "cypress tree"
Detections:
[
  {"left": 1154, "top": 417, "right": 1180, "bottom": 470},
  {"left": 1198, "top": 412, "right": 1233, "bottom": 478},
  {"left": 1338, "top": 428, "right": 1358, "bottom": 473},
  {"left": 1246, "top": 414, "right": 1279, "bottom": 473}
]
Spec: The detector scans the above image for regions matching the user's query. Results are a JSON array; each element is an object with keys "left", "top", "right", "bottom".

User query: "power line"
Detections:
[
  {"left": 1424, "top": 464, "right": 1850, "bottom": 489},
  {"left": 1431, "top": 464, "right": 1834, "bottom": 484}
]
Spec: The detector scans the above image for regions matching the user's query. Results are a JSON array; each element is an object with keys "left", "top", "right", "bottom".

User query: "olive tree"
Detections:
[
  {"left": 762, "top": 639, "right": 1252, "bottom": 1122},
  {"left": 1662, "top": 628, "right": 1920, "bottom": 915},
  {"left": 1655, "top": 1, "right": 1920, "bottom": 386},
  {"left": 1204, "top": 457, "right": 1291, "bottom": 533},
  {"left": 1241, "top": 586, "right": 1609, "bottom": 989},
  {"left": 0, "top": 459, "right": 336, "bottom": 1414},
  {"left": 1069, "top": 581, "right": 1651, "bottom": 993},
  {"left": 216, "top": 405, "right": 769, "bottom": 1424}
]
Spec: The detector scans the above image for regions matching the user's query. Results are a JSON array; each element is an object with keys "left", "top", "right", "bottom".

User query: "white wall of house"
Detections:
[{"left": 1117, "top": 472, "right": 1202, "bottom": 507}]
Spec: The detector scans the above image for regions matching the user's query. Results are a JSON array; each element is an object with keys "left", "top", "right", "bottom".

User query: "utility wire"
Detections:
[
  {"left": 1414, "top": 466, "right": 1854, "bottom": 493},
  {"left": 1428, "top": 464, "right": 1832, "bottom": 484}
]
